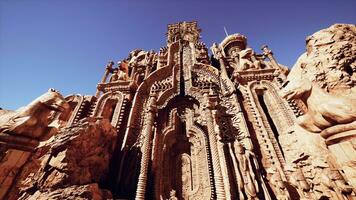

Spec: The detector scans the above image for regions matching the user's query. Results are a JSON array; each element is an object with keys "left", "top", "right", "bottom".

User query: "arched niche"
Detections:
[
  {"left": 245, "top": 80, "right": 296, "bottom": 172},
  {"left": 93, "top": 91, "right": 124, "bottom": 127},
  {"left": 152, "top": 96, "right": 212, "bottom": 200},
  {"left": 57, "top": 94, "right": 83, "bottom": 127},
  {"left": 121, "top": 62, "right": 179, "bottom": 149},
  {"left": 249, "top": 80, "right": 295, "bottom": 135},
  {"left": 117, "top": 50, "right": 220, "bottom": 199}
]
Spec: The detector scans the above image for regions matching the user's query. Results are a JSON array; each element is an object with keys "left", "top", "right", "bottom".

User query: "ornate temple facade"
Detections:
[{"left": 0, "top": 22, "right": 355, "bottom": 200}]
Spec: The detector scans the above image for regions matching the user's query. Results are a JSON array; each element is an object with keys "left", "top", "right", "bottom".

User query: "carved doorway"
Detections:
[{"left": 153, "top": 97, "right": 212, "bottom": 200}]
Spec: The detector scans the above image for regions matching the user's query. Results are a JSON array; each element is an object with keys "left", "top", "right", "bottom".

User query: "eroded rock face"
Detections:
[
  {"left": 0, "top": 88, "right": 70, "bottom": 139},
  {"left": 281, "top": 23, "right": 356, "bottom": 189},
  {"left": 290, "top": 24, "right": 355, "bottom": 94},
  {"left": 22, "top": 184, "right": 112, "bottom": 200},
  {"left": 6, "top": 118, "right": 116, "bottom": 200},
  {"left": 281, "top": 24, "right": 356, "bottom": 142}
]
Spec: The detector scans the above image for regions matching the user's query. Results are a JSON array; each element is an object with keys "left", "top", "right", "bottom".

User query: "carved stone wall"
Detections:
[{"left": 0, "top": 22, "right": 355, "bottom": 200}]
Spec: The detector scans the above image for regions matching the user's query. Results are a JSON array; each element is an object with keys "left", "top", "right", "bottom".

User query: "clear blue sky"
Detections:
[{"left": 1, "top": 0, "right": 355, "bottom": 110}]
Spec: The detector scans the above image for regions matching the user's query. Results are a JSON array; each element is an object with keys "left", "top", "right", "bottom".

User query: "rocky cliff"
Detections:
[
  {"left": 5, "top": 118, "right": 116, "bottom": 200},
  {"left": 287, "top": 24, "right": 356, "bottom": 96},
  {"left": 282, "top": 23, "right": 356, "bottom": 191}
]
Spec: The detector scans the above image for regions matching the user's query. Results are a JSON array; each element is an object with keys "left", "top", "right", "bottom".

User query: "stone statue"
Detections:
[
  {"left": 234, "top": 142, "right": 259, "bottom": 199},
  {"left": 108, "top": 61, "right": 129, "bottom": 82},
  {"left": 109, "top": 69, "right": 119, "bottom": 82},
  {"left": 167, "top": 189, "right": 178, "bottom": 200},
  {"left": 0, "top": 89, "right": 69, "bottom": 139},
  {"left": 280, "top": 78, "right": 356, "bottom": 143},
  {"left": 319, "top": 169, "right": 353, "bottom": 199},
  {"left": 211, "top": 43, "right": 224, "bottom": 60},
  {"left": 127, "top": 49, "right": 155, "bottom": 68},
  {"left": 230, "top": 46, "right": 241, "bottom": 59},
  {"left": 238, "top": 48, "right": 261, "bottom": 71},
  {"left": 194, "top": 42, "right": 209, "bottom": 64}
]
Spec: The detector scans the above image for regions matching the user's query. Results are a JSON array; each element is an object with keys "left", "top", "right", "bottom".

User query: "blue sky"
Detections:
[{"left": 0, "top": 0, "right": 355, "bottom": 110}]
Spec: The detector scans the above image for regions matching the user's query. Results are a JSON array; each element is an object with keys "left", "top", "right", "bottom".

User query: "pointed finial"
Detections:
[{"left": 223, "top": 26, "right": 229, "bottom": 37}]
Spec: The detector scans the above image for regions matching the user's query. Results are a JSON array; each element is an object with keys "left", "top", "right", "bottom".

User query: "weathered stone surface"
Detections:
[
  {"left": 0, "top": 88, "right": 70, "bottom": 139},
  {"left": 19, "top": 183, "right": 112, "bottom": 200},
  {"left": 281, "top": 24, "right": 356, "bottom": 141},
  {"left": 1, "top": 22, "right": 356, "bottom": 200},
  {"left": 288, "top": 24, "right": 355, "bottom": 94},
  {"left": 281, "top": 23, "right": 356, "bottom": 190},
  {"left": 5, "top": 118, "right": 116, "bottom": 200}
]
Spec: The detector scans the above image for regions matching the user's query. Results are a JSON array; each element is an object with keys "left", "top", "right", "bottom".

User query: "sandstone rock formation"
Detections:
[
  {"left": 281, "top": 24, "right": 356, "bottom": 142},
  {"left": 4, "top": 118, "right": 116, "bottom": 200},
  {"left": 288, "top": 24, "right": 355, "bottom": 93},
  {"left": 19, "top": 184, "right": 112, "bottom": 200},
  {"left": 281, "top": 23, "right": 356, "bottom": 190},
  {"left": 0, "top": 88, "right": 70, "bottom": 139}
]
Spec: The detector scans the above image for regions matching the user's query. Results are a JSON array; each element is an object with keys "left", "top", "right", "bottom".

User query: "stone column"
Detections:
[
  {"left": 135, "top": 93, "right": 157, "bottom": 200},
  {"left": 203, "top": 93, "right": 226, "bottom": 199},
  {"left": 219, "top": 58, "right": 229, "bottom": 78},
  {"left": 95, "top": 61, "right": 114, "bottom": 97},
  {"left": 232, "top": 53, "right": 240, "bottom": 71}
]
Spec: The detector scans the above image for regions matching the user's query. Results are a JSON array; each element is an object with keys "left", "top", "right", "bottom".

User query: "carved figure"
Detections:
[
  {"left": 234, "top": 142, "right": 259, "bottom": 199},
  {"left": 109, "top": 63, "right": 128, "bottom": 82},
  {"left": 320, "top": 169, "right": 353, "bottom": 196},
  {"left": 167, "top": 189, "right": 178, "bottom": 200},
  {"left": 0, "top": 89, "right": 69, "bottom": 138},
  {"left": 195, "top": 42, "right": 209, "bottom": 64},
  {"left": 318, "top": 168, "right": 354, "bottom": 200},
  {"left": 238, "top": 48, "right": 261, "bottom": 70},
  {"left": 211, "top": 43, "right": 224, "bottom": 59},
  {"left": 287, "top": 165, "right": 311, "bottom": 199},
  {"left": 280, "top": 78, "right": 356, "bottom": 142},
  {"left": 128, "top": 49, "right": 155, "bottom": 68},
  {"left": 109, "top": 69, "right": 119, "bottom": 82}
]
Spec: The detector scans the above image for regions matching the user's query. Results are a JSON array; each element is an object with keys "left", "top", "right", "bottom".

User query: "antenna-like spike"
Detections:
[{"left": 223, "top": 26, "right": 229, "bottom": 37}]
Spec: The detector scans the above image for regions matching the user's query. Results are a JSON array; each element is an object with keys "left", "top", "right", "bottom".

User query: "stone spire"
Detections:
[{"left": 166, "top": 21, "right": 201, "bottom": 44}]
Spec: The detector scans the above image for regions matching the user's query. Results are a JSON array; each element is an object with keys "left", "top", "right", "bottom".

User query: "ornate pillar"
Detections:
[
  {"left": 95, "top": 61, "right": 114, "bottom": 97},
  {"left": 203, "top": 92, "right": 226, "bottom": 199},
  {"left": 211, "top": 43, "right": 228, "bottom": 77},
  {"left": 231, "top": 52, "right": 240, "bottom": 71},
  {"left": 135, "top": 93, "right": 157, "bottom": 200},
  {"left": 214, "top": 123, "right": 232, "bottom": 199}
]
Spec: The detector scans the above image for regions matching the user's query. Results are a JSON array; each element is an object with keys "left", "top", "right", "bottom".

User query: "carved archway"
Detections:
[
  {"left": 152, "top": 96, "right": 213, "bottom": 200},
  {"left": 93, "top": 91, "right": 124, "bottom": 126},
  {"left": 57, "top": 94, "right": 83, "bottom": 127}
]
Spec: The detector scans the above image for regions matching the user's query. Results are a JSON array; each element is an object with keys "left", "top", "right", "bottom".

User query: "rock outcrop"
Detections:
[
  {"left": 5, "top": 118, "right": 116, "bottom": 200},
  {"left": 282, "top": 23, "right": 356, "bottom": 189},
  {"left": 281, "top": 24, "right": 356, "bottom": 141},
  {"left": 0, "top": 88, "right": 70, "bottom": 139},
  {"left": 20, "top": 184, "right": 112, "bottom": 200},
  {"left": 287, "top": 24, "right": 355, "bottom": 94}
]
